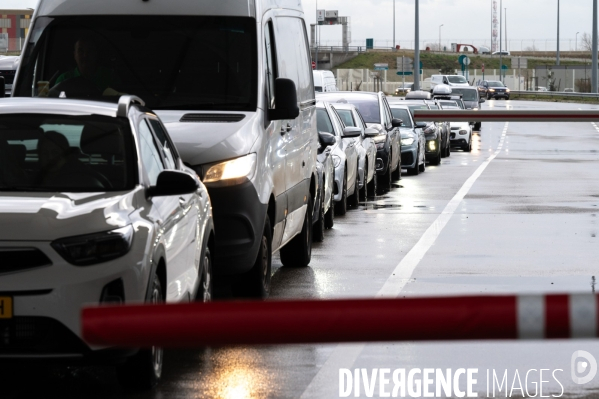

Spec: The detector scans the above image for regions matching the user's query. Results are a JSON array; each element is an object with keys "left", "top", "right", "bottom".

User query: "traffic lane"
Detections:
[{"left": 348, "top": 105, "right": 599, "bottom": 397}]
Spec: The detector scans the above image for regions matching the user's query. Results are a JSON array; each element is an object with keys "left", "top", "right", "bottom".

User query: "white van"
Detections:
[
  {"left": 430, "top": 74, "right": 471, "bottom": 87},
  {"left": 313, "top": 70, "right": 338, "bottom": 92},
  {"left": 14, "top": 0, "right": 318, "bottom": 298}
]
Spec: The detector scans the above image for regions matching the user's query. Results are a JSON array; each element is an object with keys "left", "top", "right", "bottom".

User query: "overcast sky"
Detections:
[{"left": 2, "top": 0, "right": 595, "bottom": 50}]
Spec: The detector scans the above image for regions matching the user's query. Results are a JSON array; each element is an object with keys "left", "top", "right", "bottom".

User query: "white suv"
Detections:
[{"left": 0, "top": 96, "right": 214, "bottom": 390}]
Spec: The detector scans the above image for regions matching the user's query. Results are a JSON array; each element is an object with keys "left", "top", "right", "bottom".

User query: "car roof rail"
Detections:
[{"left": 117, "top": 95, "right": 146, "bottom": 118}]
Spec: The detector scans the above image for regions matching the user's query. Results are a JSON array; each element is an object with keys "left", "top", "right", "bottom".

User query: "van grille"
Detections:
[
  {"left": 180, "top": 114, "right": 246, "bottom": 123},
  {"left": 0, "top": 248, "right": 52, "bottom": 273}
]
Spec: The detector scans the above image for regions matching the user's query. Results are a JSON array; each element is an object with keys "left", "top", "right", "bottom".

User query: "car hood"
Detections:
[
  {"left": 0, "top": 190, "right": 139, "bottom": 241},
  {"left": 450, "top": 121, "right": 470, "bottom": 129},
  {"left": 157, "top": 111, "right": 259, "bottom": 167},
  {"left": 464, "top": 101, "right": 479, "bottom": 109}
]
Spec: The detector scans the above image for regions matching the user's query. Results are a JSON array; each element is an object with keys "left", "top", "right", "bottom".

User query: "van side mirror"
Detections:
[
  {"left": 146, "top": 170, "right": 198, "bottom": 198},
  {"left": 415, "top": 122, "right": 427, "bottom": 129},
  {"left": 391, "top": 118, "right": 403, "bottom": 128},
  {"left": 342, "top": 126, "right": 361, "bottom": 138},
  {"left": 269, "top": 78, "right": 300, "bottom": 121},
  {"left": 364, "top": 128, "right": 380, "bottom": 137},
  {"left": 0, "top": 76, "right": 5, "bottom": 98},
  {"left": 318, "top": 132, "right": 336, "bottom": 146}
]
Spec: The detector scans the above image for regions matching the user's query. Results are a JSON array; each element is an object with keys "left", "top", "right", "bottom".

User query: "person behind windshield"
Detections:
[
  {"left": 49, "top": 36, "right": 121, "bottom": 97},
  {"left": 38, "top": 131, "right": 105, "bottom": 188}
]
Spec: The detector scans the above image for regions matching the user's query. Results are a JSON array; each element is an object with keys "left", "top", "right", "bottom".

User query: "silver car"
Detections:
[
  {"left": 313, "top": 133, "right": 335, "bottom": 241},
  {"left": 390, "top": 104, "right": 426, "bottom": 175},
  {"left": 316, "top": 102, "right": 360, "bottom": 216},
  {"left": 331, "top": 103, "right": 378, "bottom": 199}
]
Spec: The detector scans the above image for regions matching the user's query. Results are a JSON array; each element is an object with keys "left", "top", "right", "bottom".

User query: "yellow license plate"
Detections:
[{"left": 0, "top": 297, "right": 12, "bottom": 319}]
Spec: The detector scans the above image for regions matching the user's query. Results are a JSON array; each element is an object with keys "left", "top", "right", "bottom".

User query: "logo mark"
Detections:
[{"left": 572, "top": 350, "right": 598, "bottom": 384}]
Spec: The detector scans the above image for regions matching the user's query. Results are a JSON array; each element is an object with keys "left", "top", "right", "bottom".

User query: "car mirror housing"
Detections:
[
  {"left": 318, "top": 132, "right": 336, "bottom": 146},
  {"left": 479, "top": 98, "right": 486, "bottom": 103},
  {"left": 342, "top": 126, "right": 362, "bottom": 138},
  {"left": 147, "top": 170, "right": 199, "bottom": 198},
  {"left": 364, "top": 128, "right": 380, "bottom": 137},
  {"left": 268, "top": 78, "right": 300, "bottom": 121},
  {"left": 415, "top": 122, "right": 427, "bottom": 129},
  {"left": 391, "top": 118, "right": 403, "bottom": 128}
]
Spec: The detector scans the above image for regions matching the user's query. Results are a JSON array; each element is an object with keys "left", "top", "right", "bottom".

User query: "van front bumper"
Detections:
[{"left": 207, "top": 180, "right": 267, "bottom": 276}]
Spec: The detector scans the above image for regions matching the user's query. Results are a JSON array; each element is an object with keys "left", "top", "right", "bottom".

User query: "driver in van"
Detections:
[{"left": 46, "top": 36, "right": 121, "bottom": 97}]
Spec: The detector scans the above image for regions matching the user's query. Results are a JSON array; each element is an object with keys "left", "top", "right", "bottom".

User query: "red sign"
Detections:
[
  {"left": 482, "top": 63, "right": 485, "bottom": 73},
  {"left": 312, "top": 61, "right": 316, "bottom": 70}
]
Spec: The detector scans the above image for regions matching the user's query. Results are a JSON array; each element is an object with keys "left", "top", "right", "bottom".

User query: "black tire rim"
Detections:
[
  {"left": 150, "top": 283, "right": 163, "bottom": 379},
  {"left": 201, "top": 253, "right": 212, "bottom": 302}
]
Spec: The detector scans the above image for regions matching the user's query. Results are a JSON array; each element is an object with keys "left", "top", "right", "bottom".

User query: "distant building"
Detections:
[{"left": 0, "top": 9, "right": 33, "bottom": 52}]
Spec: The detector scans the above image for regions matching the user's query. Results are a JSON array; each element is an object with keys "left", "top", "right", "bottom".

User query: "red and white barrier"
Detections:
[
  {"left": 413, "top": 110, "right": 599, "bottom": 122},
  {"left": 82, "top": 294, "right": 598, "bottom": 348}
]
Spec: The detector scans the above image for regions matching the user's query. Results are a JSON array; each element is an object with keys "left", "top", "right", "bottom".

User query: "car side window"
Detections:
[
  {"left": 382, "top": 98, "right": 393, "bottom": 129},
  {"left": 148, "top": 119, "right": 178, "bottom": 170},
  {"left": 264, "top": 21, "right": 277, "bottom": 109},
  {"left": 138, "top": 119, "right": 164, "bottom": 186}
]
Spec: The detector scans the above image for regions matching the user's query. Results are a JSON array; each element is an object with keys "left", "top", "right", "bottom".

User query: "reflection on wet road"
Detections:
[{"left": 4, "top": 100, "right": 599, "bottom": 398}]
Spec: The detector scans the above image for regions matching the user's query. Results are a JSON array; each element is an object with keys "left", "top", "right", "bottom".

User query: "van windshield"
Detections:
[
  {"left": 447, "top": 76, "right": 468, "bottom": 84},
  {"left": 14, "top": 16, "right": 258, "bottom": 111}
]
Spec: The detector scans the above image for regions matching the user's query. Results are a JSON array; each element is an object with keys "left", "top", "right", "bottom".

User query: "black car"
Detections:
[
  {"left": 479, "top": 80, "right": 510, "bottom": 100},
  {"left": 403, "top": 100, "right": 449, "bottom": 164},
  {"left": 317, "top": 91, "right": 402, "bottom": 193}
]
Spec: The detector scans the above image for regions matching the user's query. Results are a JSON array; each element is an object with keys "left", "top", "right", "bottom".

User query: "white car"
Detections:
[
  {"left": 0, "top": 96, "right": 214, "bottom": 390},
  {"left": 449, "top": 121, "right": 474, "bottom": 152}
]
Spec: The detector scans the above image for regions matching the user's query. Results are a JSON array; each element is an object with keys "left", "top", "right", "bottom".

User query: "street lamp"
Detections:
[
  {"left": 576, "top": 31, "right": 580, "bottom": 51},
  {"left": 439, "top": 24, "right": 444, "bottom": 52}
]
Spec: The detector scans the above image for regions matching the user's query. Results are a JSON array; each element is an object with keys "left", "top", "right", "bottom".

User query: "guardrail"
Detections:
[
  {"left": 82, "top": 294, "right": 598, "bottom": 348},
  {"left": 510, "top": 91, "right": 599, "bottom": 99},
  {"left": 413, "top": 110, "right": 599, "bottom": 122}
]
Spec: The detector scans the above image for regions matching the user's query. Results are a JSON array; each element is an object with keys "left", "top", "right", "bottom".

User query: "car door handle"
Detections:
[
  {"left": 179, "top": 197, "right": 187, "bottom": 207},
  {"left": 281, "top": 123, "right": 292, "bottom": 135}
]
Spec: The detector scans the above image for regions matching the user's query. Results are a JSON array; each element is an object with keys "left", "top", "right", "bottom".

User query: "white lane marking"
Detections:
[
  {"left": 300, "top": 123, "right": 510, "bottom": 398},
  {"left": 517, "top": 295, "right": 545, "bottom": 339}
]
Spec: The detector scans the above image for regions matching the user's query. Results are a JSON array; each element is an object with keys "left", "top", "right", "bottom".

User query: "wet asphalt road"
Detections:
[{"left": 4, "top": 100, "right": 599, "bottom": 398}]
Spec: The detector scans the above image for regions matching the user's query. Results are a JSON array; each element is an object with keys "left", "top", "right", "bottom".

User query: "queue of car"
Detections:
[{"left": 0, "top": 0, "right": 490, "bottom": 388}]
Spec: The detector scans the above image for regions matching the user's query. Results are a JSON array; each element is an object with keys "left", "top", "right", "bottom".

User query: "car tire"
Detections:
[
  {"left": 367, "top": 172, "right": 377, "bottom": 198},
  {"left": 429, "top": 149, "right": 441, "bottom": 166},
  {"left": 474, "top": 122, "right": 481, "bottom": 130},
  {"left": 232, "top": 216, "right": 272, "bottom": 298},
  {"left": 408, "top": 148, "right": 420, "bottom": 175},
  {"left": 324, "top": 197, "right": 334, "bottom": 229},
  {"left": 348, "top": 168, "right": 360, "bottom": 208},
  {"left": 313, "top": 190, "right": 325, "bottom": 243},
  {"left": 116, "top": 275, "right": 163, "bottom": 392},
  {"left": 377, "top": 163, "right": 391, "bottom": 195},
  {"left": 335, "top": 169, "right": 348, "bottom": 216},
  {"left": 196, "top": 247, "right": 212, "bottom": 302},
  {"left": 359, "top": 165, "right": 368, "bottom": 201},
  {"left": 280, "top": 193, "right": 312, "bottom": 268},
  {"left": 419, "top": 150, "right": 426, "bottom": 173}
]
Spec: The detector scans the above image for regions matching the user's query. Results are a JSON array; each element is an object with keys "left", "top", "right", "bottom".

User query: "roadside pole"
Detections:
[
  {"left": 402, "top": 57, "right": 405, "bottom": 91},
  {"left": 499, "top": 0, "right": 503, "bottom": 83},
  {"left": 414, "top": 0, "right": 420, "bottom": 91},
  {"left": 593, "top": 0, "right": 598, "bottom": 93}
]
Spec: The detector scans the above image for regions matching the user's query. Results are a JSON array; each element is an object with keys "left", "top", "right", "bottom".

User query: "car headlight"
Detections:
[
  {"left": 373, "top": 133, "right": 387, "bottom": 144},
  {"left": 401, "top": 137, "right": 415, "bottom": 146},
  {"left": 506, "top": 88, "right": 510, "bottom": 92},
  {"left": 203, "top": 154, "right": 257, "bottom": 185},
  {"left": 332, "top": 155, "right": 341, "bottom": 168},
  {"left": 489, "top": 89, "right": 495, "bottom": 92},
  {"left": 473, "top": 107, "right": 479, "bottom": 111},
  {"left": 428, "top": 140, "right": 436, "bottom": 151},
  {"left": 459, "top": 129, "right": 468, "bottom": 135},
  {"left": 51, "top": 225, "right": 134, "bottom": 266}
]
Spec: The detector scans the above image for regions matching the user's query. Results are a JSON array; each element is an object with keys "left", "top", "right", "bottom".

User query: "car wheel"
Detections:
[
  {"left": 116, "top": 275, "right": 163, "bottom": 391},
  {"left": 232, "top": 216, "right": 272, "bottom": 298},
  {"left": 335, "top": 168, "right": 348, "bottom": 216},
  {"left": 324, "top": 196, "right": 334, "bottom": 229},
  {"left": 409, "top": 148, "right": 420, "bottom": 175},
  {"left": 391, "top": 159, "right": 401, "bottom": 180},
  {"left": 429, "top": 149, "right": 441, "bottom": 166},
  {"left": 377, "top": 163, "right": 391, "bottom": 195},
  {"left": 313, "top": 191, "right": 325, "bottom": 243},
  {"left": 348, "top": 167, "right": 360, "bottom": 208},
  {"left": 419, "top": 149, "right": 426, "bottom": 173},
  {"left": 359, "top": 165, "right": 368, "bottom": 201},
  {"left": 367, "top": 171, "right": 377, "bottom": 198},
  {"left": 474, "top": 122, "right": 481, "bottom": 130},
  {"left": 196, "top": 247, "right": 212, "bottom": 302},
  {"left": 280, "top": 193, "right": 312, "bottom": 268}
]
